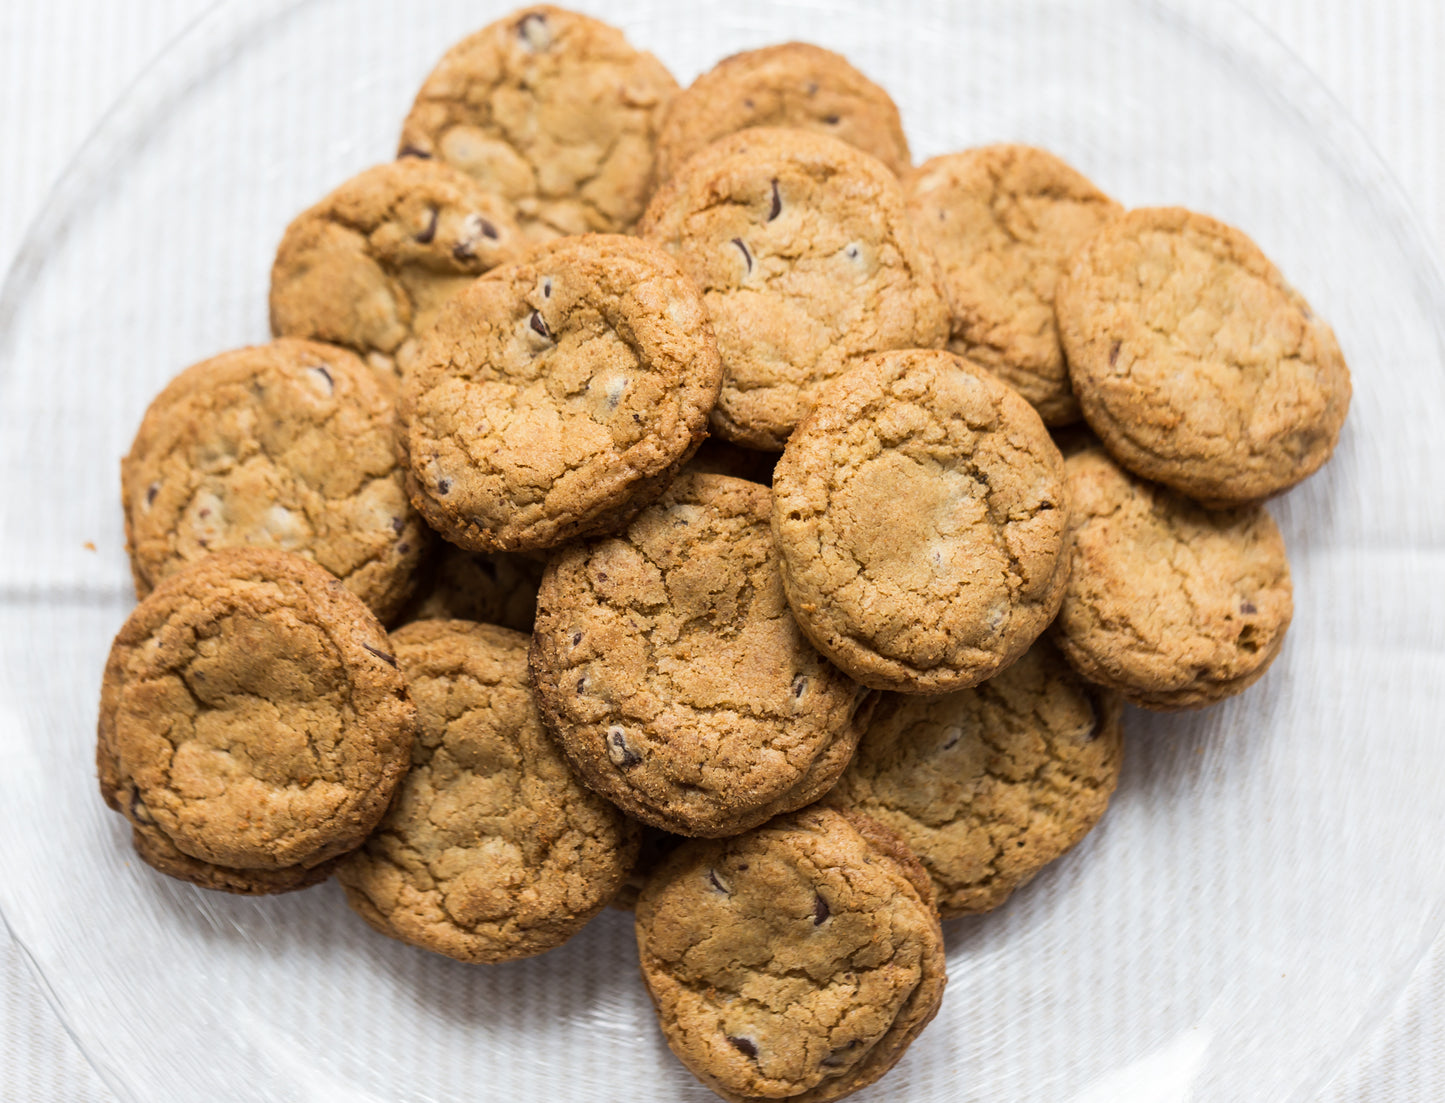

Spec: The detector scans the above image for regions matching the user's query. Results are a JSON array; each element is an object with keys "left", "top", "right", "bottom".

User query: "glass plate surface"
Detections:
[{"left": 1, "top": 1, "right": 1443, "bottom": 1100}]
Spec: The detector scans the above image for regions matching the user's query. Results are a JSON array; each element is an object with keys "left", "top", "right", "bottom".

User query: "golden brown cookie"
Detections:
[
  {"left": 96, "top": 549, "right": 416, "bottom": 894},
  {"left": 270, "top": 158, "right": 521, "bottom": 377},
  {"left": 336, "top": 620, "right": 637, "bottom": 962},
  {"left": 529, "top": 472, "right": 872, "bottom": 837},
  {"left": 905, "top": 145, "right": 1121, "bottom": 425},
  {"left": 1053, "top": 447, "right": 1293, "bottom": 709},
  {"left": 122, "top": 338, "right": 429, "bottom": 624},
  {"left": 399, "top": 233, "right": 721, "bottom": 552},
  {"left": 825, "top": 638, "right": 1123, "bottom": 917},
  {"left": 399, "top": 543, "right": 543, "bottom": 632},
  {"left": 654, "top": 43, "right": 910, "bottom": 184},
  {"left": 772, "top": 349, "right": 1069, "bottom": 693},
  {"left": 635, "top": 806, "right": 946, "bottom": 1103},
  {"left": 1056, "top": 206, "right": 1351, "bottom": 504},
  {"left": 398, "top": 5, "right": 678, "bottom": 240},
  {"left": 640, "top": 127, "right": 949, "bottom": 451}
]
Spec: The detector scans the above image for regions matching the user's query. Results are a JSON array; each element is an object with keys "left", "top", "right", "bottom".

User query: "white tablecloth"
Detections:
[{"left": 1, "top": 2, "right": 1441, "bottom": 1099}]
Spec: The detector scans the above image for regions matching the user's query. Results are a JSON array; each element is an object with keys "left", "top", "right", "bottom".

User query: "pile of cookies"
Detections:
[{"left": 95, "top": 6, "right": 1351, "bottom": 1101}]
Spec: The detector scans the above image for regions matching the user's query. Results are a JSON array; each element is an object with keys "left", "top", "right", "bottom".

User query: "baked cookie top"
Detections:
[
  {"left": 400, "top": 234, "right": 721, "bottom": 552},
  {"left": 640, "top": 127, "right": 949, "bottom": 451},
  {"left": 529, "top": 472, "right": 871, "bottom": 837},
  {"left": 398, "top": 5, "right": 678, "bottom": 240},
  {"left": 1052, "top": 447, "right": 1294, "bottom": 709},
  {"left": 826, "top": 637, "right": 1122, "bottom": 917},
  {"left": 772, "top": 349, "right": 1070, "bottom": 693},
  {"left": 655, "top": 42, "right": 910, "bottom": 184},
  {"left": 270, "top": 158, "right": 522, "bottom": 377},
  {"left": 122, "top": 338, "right": 429, "bottom": 624},
  {"left": 635, "top": 806, "right": 946, "bottom": 1103},
  {"left": 1056, "top": 206, "right": 1351, "bottom": 504},
  {"left": 905, "top": 144, "right": 1121, "bottom": 425},
  {"left": 337, "top": 620, "right": 637, "bottom": 963},
  {"left": 96, "top": 549, "right": 416, "bottom": 885},
  {"left": 399, "top": 544, "right": 543, "bottom": 632}
]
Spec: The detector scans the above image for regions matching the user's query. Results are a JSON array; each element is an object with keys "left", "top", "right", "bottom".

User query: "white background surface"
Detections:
[{"left": 0, "top": 1, "right": 1441, "bottom": 1099}]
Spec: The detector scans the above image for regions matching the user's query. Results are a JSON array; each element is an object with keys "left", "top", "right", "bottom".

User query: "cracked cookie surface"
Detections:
[
  {"left": 337, "top": 620, "right": 637, "bottom": 962},
  {"left": 399, "top": 543, "right": 543, "bottom": 632},
  {"left": 826, "top": 638, "right": 1122, "bottom": 917},
  {"left": 1051, "top": 447, "right": 1293, "bottom": 709},
  {"left": 906, "top": 145, "right": 1121, "bottom": 425},
  {"left": 640, "top": 127, "right": 949, "bottom": 451},
  {"left": 1056, "top": 206, "right": 1351, "bottom": 504},
  {"left": 400, "top": 234, "right": 721, "bottom": 552},
  {"left": 270, "top": 158, "right": 521, "bottom": 377},
  {"left": 654, "top": 43, "right": 910, "bottom": 185},
  {"left": 398, "top": 5, "right": 677, "bottom": 240},
  {"left": 635, "top": 806, "right": 946, "bottom": 1103},
  {"left": 122, "top": 338, "right": 429, "bottom": 623},
  {"left": 773, "top": 349, "right": 1069, "bottom": 693},
  {"left": 96, "top": 549, "right": 416, "bottom": 892},
  {"left": 530, "top": 472, "right": 871, "bottom": 837}
]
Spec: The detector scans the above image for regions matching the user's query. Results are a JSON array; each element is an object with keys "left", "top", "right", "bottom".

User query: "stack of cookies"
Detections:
[{"left": 95, "top": 7, "right": 1351, "bottom": 1101}]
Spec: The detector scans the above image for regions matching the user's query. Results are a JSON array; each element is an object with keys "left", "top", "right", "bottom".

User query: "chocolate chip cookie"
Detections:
[
  {"left": 398, "top": 5, "right": 678, "bottom": 240},
  {"left": 773, "top": 349, "right": 1070, "bottom": 693},
  {"left": 399, "top": 543, "right": 543, "bottom": 632},
  {"left": 122, "top": 338, "right": 429, "bottom": 623},
  {"left": 337, "top": 620, "right": 637, "bottom": 962},
  {"left": 654, "top": 43, "right": 910, "bottom": 184},
  {"left": 906, "top": 144, "right": 1121, "bottom": 425},
  {"left": 640, "top": 127, "right": 949, "bottom": 450},
  {"left": 826, "top": 638, "right": 1122, "bottom": 917},
  {"left": 1056, "top": 206, "right": 1351, "bottom": 504},
  {"left": 1053, "top": 447, "right": 1293, "bottom": 709},
  {"left": 635, "top": 806, "right": 946, "bottom": 1103},
  {"left": 400, "top": 233, "right": 720, "bottom": 552},
  {"left": 270, "top": 158, "right": 521, "bottom": 377},
  {"left": 529, "top": 472, "right": 872, "bottom": 837},
  {"left": 96, "top": 549, "right": 416, "bottom": 894}
]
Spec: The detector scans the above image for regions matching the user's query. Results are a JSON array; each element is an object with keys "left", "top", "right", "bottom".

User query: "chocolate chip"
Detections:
[
  {"left": 596, "top": 571, "right": 608, "bottom": 582},
  {"left": 845, "top": 243, "right": 861, "bottom": 262},
  {"left": 571, "top": 630, "right": 583, "bottom": 646},
  {"left": 198, "top": 508, "right": 211, "bottom": 520},
  {"left": 812, "top": 894, "right": 830, "bottom": 925},
  {"left": 362, "top": 643, "right": 398, "bottom": 668},
  {"left": 727, "top": 1036, "right": 758, "bottom": 1059},
  {"left": 708, "top": 868, "right": 731, "bottom": 894},
  {"left": 479, "top": 220, "right": 499, "bottom": 240},
  {"left": 576, "top": 676, "right": 587, "bottom": 694},
  {"left": 129, "top": 790, "right": 155, "bottom": 825},
  {"left": 145, "top": 481, "right": 160, "bottom": 507},
  {"left": 732, "top": 237, "right": 753, "bottom": 274},
  {"left": 1109, "top": 340, "right": 1122, "bottom": 367},
  {"left": 822, "top": 113, "right": 840, "bottom": 124},
  {"left": 396, "top": 542, "right": 411, "bottom": 555},
  {"left": 542, "top": 277, "right": 553, "bottom": 298},
  {"left": 605, "top": 727, "right": 641, "bottom": 769},
  {"left": 529, "top": 310, "right": 552, "bottom": 339},
  {"left": 307, "top": 364, "right": 334, "bottom": 395},
  {"left": 743, "top": 97, "right": 755, "bottom": 110},
  {"left": 517, "top": 11, "right": 551, "bottom": 50},
  {"left": 805, "top": 81, "right": 819, "bottom": 96},
  {"left": 790, "top": 675, "right": 807, "bottom": 700},
  {"left": 941, "top": 733, "right": 960, "bottom": 751},
  {"left": 1240, "top": 600, "right": 1258, "bottom": 615},
  {"left": 416, "top": 208, "right": 439, "bottom": 244},
  {"left": 436, "top": 478, "right": 451, "bottom": 495},
  {"left": 736, "top": 863, "right": 748, "bottom": 871},
  {"left": 768, "top": 178, "right": 781, "bottom": 221},
  {"left": 398, "top": 145, "right": 432, "bottom": 160}
]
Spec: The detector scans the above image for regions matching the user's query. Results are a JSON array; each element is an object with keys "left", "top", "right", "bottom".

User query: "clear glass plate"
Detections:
[{"left": 2, "top": 1, "right": 1443, "bottom": 1100}]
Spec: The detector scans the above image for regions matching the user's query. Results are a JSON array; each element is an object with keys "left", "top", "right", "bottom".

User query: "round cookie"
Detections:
[
  {"left": 826, "top": 638, "right": 1123, "bottom": 917},
  {"left": 270, "top": 158, "right": 522, "bottom": 377},
  {"left": 1051, "top": 447, "right": 1293, "bottom": 709},
  {"left": 772, "top": 349, "right": 1070, "bottom": 694},
  {"left": 96, "top": 549, "right": 417, "bottom": 894},
  {"left": 635, "top": 806, "right": 946, "bottom": 1103},
  {"left": 336, "top": 620, "right": 638, "bottom": 962},
  {"left": 399, "top": 233, "right": 721, "bottom": 553},
  {"left": 122, "top": 338, "right": 429, "bottom": 624},
  {"left": 905, "top": 145, "right": 1122, "bottom": 425},
  {"left": 654, "top": 42, "right": 910, "bottom": 184},
  {"left": 529, "top": 472, "right": 873, "bottom": 838},
  {"left": 399, "top": 543, "right": 543, "bottom": 632},
  {"left": 1056, "top": 206, "right": 1351, "bottom": 504},
  {"left": 397, "top": 5, "right": 678, "bottom": 240},
  {"left": 640, "top": 127, "right": 950, "bottom": 451}
]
